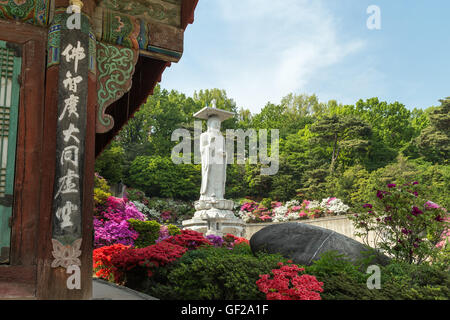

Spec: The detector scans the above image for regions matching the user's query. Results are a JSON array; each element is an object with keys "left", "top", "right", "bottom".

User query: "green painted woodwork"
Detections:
[
  {"left": 96, "top": 41, "right": 138, "bottom": 133},
  {"left": 47, "top": 10, "right": 96, "bottom": 73},
  {"left": 100, "top": 0, "right": 181, "bottom": 27},
  {"left": 0, "top": 0, "right": 50, "bottom": 26},
  {"left": 0, "top": 40, "right": 21, "bottom": 264}
]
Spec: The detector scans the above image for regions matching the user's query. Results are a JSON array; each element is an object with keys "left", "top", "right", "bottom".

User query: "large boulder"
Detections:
[{"left": 250, "top": 222, "right": 390, "bottom": 266}]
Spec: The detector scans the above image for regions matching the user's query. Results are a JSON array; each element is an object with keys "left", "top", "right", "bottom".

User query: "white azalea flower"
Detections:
[{"left": 285, "top": 200, "right": 300, "bottom": 208}]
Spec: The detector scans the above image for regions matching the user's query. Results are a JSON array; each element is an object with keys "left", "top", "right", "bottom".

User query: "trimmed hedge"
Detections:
[
  {"left": 140, "top": 244, "right": 288, "bottom": 300},
  {"left": 128, "top": 219, "right": 161, "bottom": 248},
  {"left": 304, "top": 251, "right": 450, "bottom": 300}
]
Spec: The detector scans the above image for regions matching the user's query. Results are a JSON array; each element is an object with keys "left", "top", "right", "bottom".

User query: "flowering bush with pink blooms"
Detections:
[
  {"left": 94, "top": 218, "right": 140, "bottom": 248},
  {"left": 94, "top": 196, "right": 147, "bottom": 248},
  {"left": 237, "top": 201, "right": 273, "bottom": 223},
  {"left": 237, "top": 198, "right": 350, "bottom": 223},
  {"left": 350, "top": 182, "right": 449, "bottom": 264}
]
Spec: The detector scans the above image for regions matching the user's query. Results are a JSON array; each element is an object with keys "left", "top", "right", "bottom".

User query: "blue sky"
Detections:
[{"left": 161, "top": 0, "right": 450, "bottom": 114}]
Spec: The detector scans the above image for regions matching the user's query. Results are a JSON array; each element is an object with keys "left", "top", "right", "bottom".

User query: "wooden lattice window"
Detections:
[{"left": 0, "top": 40, "right": 21, "bottom": 264}]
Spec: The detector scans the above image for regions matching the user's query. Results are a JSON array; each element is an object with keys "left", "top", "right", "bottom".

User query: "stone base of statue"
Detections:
[
  {"left": 182, "top": 199, "right": 246, "bottom": 237},
  {"left": 182, "top": 216, "right": 246, "bottom": 238}
]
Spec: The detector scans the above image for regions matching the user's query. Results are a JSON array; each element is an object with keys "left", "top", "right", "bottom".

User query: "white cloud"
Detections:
[
  {"left": 209, "top": 0, "right": 366, "bottom": 113},
  {"left": 163, "top": 0, "right": 367, "bottom": 113}
]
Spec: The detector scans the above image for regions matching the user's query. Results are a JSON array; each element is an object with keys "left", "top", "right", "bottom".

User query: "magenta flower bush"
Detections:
[
  {"left": 94, "top": 196, "right": 147, "bottom": 248},
  {"left": 206, "top": 234, "right": 224, "bottom": 247},
  {"left": 350, "top": 182, "right": 449, "bottom": 264},
  {"left": 94, "top": 218, "right": 139, "bottom": 248},
  {"left": 102, "top": 196, "right": 147, "bottom": 222}
]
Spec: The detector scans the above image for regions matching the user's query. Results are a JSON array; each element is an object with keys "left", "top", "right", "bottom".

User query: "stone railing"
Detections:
[{"left": 244, "top": 215, "right": 376, "bottom": 246}]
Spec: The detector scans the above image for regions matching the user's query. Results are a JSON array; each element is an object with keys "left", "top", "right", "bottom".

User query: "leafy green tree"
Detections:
[
  {"left": 95, "top": 142, "right": 125, "bottom": 184},
  {"left": 251, "top": 94, "right": 318, "bottom": 139},
  {"left": 126, "top": 156, "right": 201, "bottom": 200},
  {"left": 225, "top": 164, "right": 248, "bottom": 199},
  {"left": 353, "top": 98, "right": 416, "bottom": 150},
  {"left": 236, "top": 108, "right": 253, "bottom": 129},
  {"left": 281, "top": 93, "right": 327, "bottom": 117},
  {"left": 339, "top": 98, "right": 419, "bottom": 170},
  {"left": 309, "top": 114, "right": 372, "bottom": 172},
  {"left": 117, "top": 85, "right": 201, "bottom": 159},
  {"left": 244, "top": 163, "right": 273, "bottom": 200},
  {"left": 325, "top": 165, "right": 371, "bottom": 210},
  {"left": 415, "top": 98, "right": 450, "bottom": 164}
]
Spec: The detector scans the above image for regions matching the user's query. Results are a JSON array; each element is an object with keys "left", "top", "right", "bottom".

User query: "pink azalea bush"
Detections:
[
  {"left": 237, "top": 198, "right": 349, "bottom": 223},
  {"left": 94, "top": 196, "right": 147, "bottom": 248},
  {"left": 350, "top": 182, "right": 449, "bottom": 264},
  {"left": 238, "top": 201, "right": 273, "bottom": 223}
]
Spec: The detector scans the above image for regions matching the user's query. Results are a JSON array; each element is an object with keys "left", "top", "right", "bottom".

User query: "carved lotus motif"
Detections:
[{"left": 51, "top": 238, "right": 82, "bottom": 268}]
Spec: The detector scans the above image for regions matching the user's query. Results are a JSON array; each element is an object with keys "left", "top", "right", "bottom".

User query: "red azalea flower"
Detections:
[{"left": 256, "top": 263, "right": 323, "bottom": 300}]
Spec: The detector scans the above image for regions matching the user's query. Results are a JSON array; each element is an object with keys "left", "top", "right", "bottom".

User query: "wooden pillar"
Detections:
[
  {"left": 36, "top": 1, "right": 96, "bottom": 300},
  {"left": 0, "top": 19, "right": 47, "bottom": 299}
]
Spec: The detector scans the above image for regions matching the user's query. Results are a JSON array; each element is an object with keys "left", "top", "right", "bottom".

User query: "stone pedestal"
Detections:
[{"left": 182, "top": 199, "right": 246, "bottom": 237}]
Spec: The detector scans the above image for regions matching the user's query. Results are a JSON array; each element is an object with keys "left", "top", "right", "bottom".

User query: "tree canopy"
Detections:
[{"left": 95, "top": 85, "right": 449, "bottom": 210}]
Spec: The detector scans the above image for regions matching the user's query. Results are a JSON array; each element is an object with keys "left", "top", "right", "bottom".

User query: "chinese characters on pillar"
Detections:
[
  {"left": 51, "top": 32, "right": 88, "bottom": 270},
  {"left": 54, "top": 41, "right": 84, "bottom": 231}
]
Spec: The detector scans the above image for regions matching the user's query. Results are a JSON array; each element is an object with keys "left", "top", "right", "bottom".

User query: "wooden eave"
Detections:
[{"left": 94, "top": 0, "right": 199, "bottom": 156}]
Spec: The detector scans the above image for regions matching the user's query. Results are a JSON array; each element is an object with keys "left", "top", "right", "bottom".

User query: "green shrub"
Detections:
[
  {"left": 304, "top": 251, "right": 450, "bottom": 300},
  {"left": 304, "top": 251, "right": 377, "bottom": 300},
  {"left": 306, "top": 251, "right": 369, "bottom": 283},
  {"left": 145, "top": 246, "right": 288, "bottom": 300},
  {"left": 94, "top": 173, "right": 112, "bottom": 215},
  {"left": 260, "top": 198, "right": 272, "bottom": 210},
  {"left": 167, "top": 224, "right": 181, "bottom": 236},
  {"left": 94, "top": 174, "right": 111, "bottom": 204},
  {"left": 350, "top": 182, "right": 449, "bottom": 264},
  {"left": 128, "top": 219, "right": 161, "bottom": 248},
  {"left": 312, "top": 272, "right": 382, "bottom": 300},
  {"left": 95, "top": 144, "right": 125, "bottom": 184},
  {"left": 386, "top": 262, "right": 448, "bottom": 286},
  {"left": 125, "top": 188, "right": 149, "bottom": 204}
]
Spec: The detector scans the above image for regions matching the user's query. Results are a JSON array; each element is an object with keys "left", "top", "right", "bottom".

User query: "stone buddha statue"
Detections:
[
  {"left": 199, "top": 115, "right": 227, "bottom": 202},
  {"left": 183, "top": 103, "right": 245, "bottom": 237}
]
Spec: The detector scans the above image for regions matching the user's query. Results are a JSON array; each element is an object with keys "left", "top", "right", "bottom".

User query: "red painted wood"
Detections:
[
  {"left": 36, "top": 64, "right": 59, "bottom": 299},
  {"left": 182, "top": 0, "right": 199, "bottom": 29},
  {"left": 36, "top": 71, "right": 96, "bottom": 300},
  {"left": 0, "top": 21, "right": 46, "bottom": 299}
]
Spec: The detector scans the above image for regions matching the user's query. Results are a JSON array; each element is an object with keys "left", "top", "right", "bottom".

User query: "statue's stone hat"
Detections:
[{"left": 193, "top": 102, "right": 235, "bottom": 122}]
